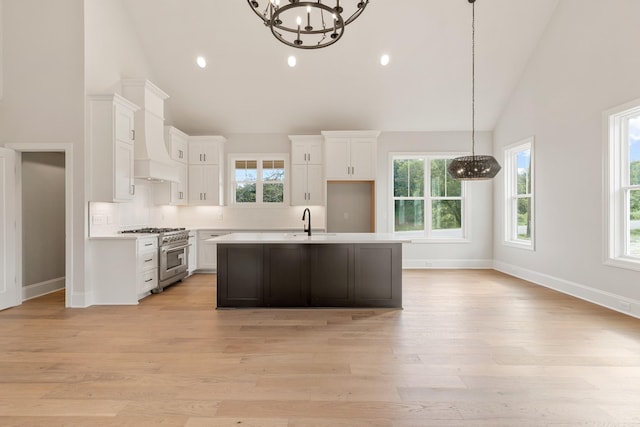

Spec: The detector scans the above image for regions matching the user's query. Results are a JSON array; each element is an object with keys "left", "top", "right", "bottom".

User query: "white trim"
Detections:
[
  {"left": 603, "top": 99, "right": 640, "bottom": 270},
  {"left": 389, "top": 152, "right": 468, "bottom": 239},
  {"left": 22, "top": 277, "right": 65, "bottom": 301},
  {"left": 494, "top": 260, "right": 640, "bottom": 319},
  {"left": 404, "top": 258, "right": 493, "bottom": 269},
  {"left": 503, "top": 137, "right": 535, "bottom": 249},
  {"left": 4, "top": 143, "right": 76, "bottom": 307}
]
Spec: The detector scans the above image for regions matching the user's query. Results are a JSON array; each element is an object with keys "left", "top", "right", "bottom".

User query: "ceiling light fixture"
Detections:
[
  {"left": 247, "top": 0, "right": 370, "bottom": 49},
  {"left": 380, "top": 54, "right": 390, "bottom": 66},
  {"left": 448, "top": 0, "right": 501, "bottom": 181},
  {"left": 196, "top": 56, "right": 207, "bottom": 68},
  {"left": 287, "top": 55, "right": 297, "bottom": 67}
]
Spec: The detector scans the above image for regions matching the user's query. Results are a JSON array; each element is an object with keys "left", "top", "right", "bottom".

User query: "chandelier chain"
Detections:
[{"left": 471, "top": 0, "right": 476, "bottom": 157}]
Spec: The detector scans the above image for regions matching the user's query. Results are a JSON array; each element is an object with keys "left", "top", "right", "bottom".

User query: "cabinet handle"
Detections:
[
  {"left": 179, "top": 149, "right": 184, "bottom": 159},
  {"left": 144, "top": 258, "right": 153, "bottom": 262},
  {"left": 203, "top": 193, "right": 207, "bottom": 201},
  {"left": 199, "top": 154, "right": 203, "bottom": 162},
  {"left": 144, "top": 278, "right": 153, "bottom": 283},
  {"left": 131, "top": 130, "right": 135, "bottom": 141},
  {"left": 130, "top": 184, "right": 136, "bottom": 195},
  {"left": 144, "top": 243, "right": 153, "bottom": 247},
  {"left": 203, "top": 154, "right": 207, "bottom": 162}
]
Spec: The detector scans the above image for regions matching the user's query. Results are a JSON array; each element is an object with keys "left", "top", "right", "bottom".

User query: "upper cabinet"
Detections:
[
  {"left": 322, "top": 131, "right": 380, "bottom": 180},
  {"left": 87, "top": 94, "right": 140, "bottom": 202},
  {"left": 188, "top": 136, "right": 226, "bottom": 206},
  {"left": 155, "top": 126, "right": 189, "bottom": 206},
  {"left": 290, "top": 135, "right": 324, "bottom": 206},
  {"left": 189, "top": 136, "right": 225, "bottom": 165},
  {"left": 291, "top": 136, "right": 323, "bottom": 165}
]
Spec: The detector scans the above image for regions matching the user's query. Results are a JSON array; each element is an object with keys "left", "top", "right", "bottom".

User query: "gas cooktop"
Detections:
[{"left": 120, "top": 227, "right": 186, "bottom": 234}]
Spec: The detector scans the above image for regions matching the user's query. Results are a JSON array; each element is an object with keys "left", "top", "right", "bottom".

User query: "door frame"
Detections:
[{"left": 5, "top": 143, "right": 75, "bottom": 307}]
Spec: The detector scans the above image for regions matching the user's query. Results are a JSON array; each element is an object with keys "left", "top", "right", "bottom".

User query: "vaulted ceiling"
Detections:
[{"left": 122, "top": 0, "right": 559, "bottom": 135}]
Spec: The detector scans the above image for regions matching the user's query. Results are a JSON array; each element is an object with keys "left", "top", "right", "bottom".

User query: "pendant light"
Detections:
[{"left": 448, "top": 0, "right": 501, "bottom": 181}]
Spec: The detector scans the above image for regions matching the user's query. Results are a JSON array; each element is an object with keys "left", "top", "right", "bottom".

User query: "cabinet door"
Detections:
[
  {"left": 290, "top": 164, "right": 308, "bottom": 206},
  {"left": 292, "top": 140, "right": 323, "bottom": 165},
  {"left": 291, "top": 141, "right": 310, "bottom": 164},
  {"left": 173, "top": 164, "right": 188, "bottom": 205},
  {"left": 349, "top": 139, "right": 377, "bottom": 180},
  {"left": 114, "top": 140, "right": 135, "bottom": 201},
  {"left": 188, "top": 165, "right": 219, "bottom": 205},
  {"left": 188, "top": 165, "right": 204, "bottom": 205},
  {"left": 170, "top": 137, "right": 188, "bottom": 163},
  {"left": 263, "top": 245, "right": 308, "bottom": 307},
  {"left": 325, "top": 138, "right": 350, "bottom": 180},
  {"left": 198, "top": 240, "right": 217, "bottom": 269},
  {"left": 306, "top": 164, "right": 324, "bottom": 205},
  {"left": 310, "top": 244, "right": 354, "bottom": 307},
  {"left": 114, "top": 103, "right": 135, "bottom": 144},
  {"left": 189, "top": 142, "right": 220, "bottom": 165}
]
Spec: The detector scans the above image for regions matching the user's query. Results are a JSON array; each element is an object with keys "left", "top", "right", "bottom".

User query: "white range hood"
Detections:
[{"left": 121, "top": 79, "right": 178, "bottom": 182}]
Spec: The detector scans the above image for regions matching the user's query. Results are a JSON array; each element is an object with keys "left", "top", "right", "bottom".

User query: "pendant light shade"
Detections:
[{"left": 448, "top": 0, "right": 501, "bottom": 181}]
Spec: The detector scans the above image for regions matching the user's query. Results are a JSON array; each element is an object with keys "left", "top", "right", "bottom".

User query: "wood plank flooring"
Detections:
[{"left": 0, "top": 269, "right": 639, "bottom": 426}]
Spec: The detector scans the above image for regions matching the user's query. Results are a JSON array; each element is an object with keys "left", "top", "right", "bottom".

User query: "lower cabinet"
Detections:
[
  {"left": 216, "top": 243, "right": 402, "bottom": 308},
  {"left": 90, "top": 236, "right": 159, "bottom": 304},
  {"left": 197, "top": 230, "right": 224, "bottom": 271}
]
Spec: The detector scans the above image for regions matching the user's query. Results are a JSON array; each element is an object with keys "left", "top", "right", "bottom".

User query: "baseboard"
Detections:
[
  {"left": 493, "top": 260, "right": 640, "bottom": 319},
  {"left": 403, "top": 258, "right": 494, "bottom": 269},
  {"left": 22, "top": 277, "right": 65, "bottom": 301}
]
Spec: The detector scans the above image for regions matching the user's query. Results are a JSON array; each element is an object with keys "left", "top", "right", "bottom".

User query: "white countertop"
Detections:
[{"left": 208, "top": 232, "right": 411, "bottom": 244}]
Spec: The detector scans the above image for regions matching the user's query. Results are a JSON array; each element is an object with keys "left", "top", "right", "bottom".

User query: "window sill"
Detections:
[
  {"left": 604, "top": 257, "right": 640, "bottom": 272},
  {"left": 503, "top": 240, "right": 535, "bottom": 251}
]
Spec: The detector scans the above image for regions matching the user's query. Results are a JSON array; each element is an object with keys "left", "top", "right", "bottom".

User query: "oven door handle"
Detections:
[{"left": 161, "top": 243, "right": 191, "bottom": 253}]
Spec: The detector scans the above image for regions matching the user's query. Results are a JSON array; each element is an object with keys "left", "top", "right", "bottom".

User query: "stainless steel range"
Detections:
[{"left": 120, "top": 227, "right": 190, "bottom": 292}]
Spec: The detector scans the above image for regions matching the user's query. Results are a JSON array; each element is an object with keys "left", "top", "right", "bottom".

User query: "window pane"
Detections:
[
  {"left": 235, "top": 160, "right": 257, "bottom": 182},
  {"left": 431, "top": 159, "right": 461, "bottom": 197},
  {"left": 235, "top": 183, "right": 256, "bottom": 203},
  {"left": 394, "top": 200, "right": 424, "bottom": 232},
  {"left": 516, "top": 149, "right": 532, "bottom": 194},
  {"left": 263, "top": 183, "right": 283, "bottom": 203},
  {"left": 630, "top": 189, "right": 640, "bottom": 256},
  {"left": 517, "top": 197, "right": 532, "bottom": 240},
  {"left": 630, "top": 116, "right": 640, "bottom": 186},
  {"left": 394, "top": 159, "right": 424, "bottom": 197},
  {"left": 262, "top": 160, "right": 285, "bottom": 182},
  {"left": 432, "top": 199, "right": 461, "bottom": 230}
]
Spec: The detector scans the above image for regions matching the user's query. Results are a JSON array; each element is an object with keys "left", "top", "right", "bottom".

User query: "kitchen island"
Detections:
[{"left": 210, "top": 233, "right": 409, "bottom": 308}]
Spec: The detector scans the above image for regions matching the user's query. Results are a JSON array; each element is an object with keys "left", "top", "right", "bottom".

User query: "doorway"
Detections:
[
  {"left": 21, "top": 152, "right": 66, "bottom": 300},
  {"left": 5, "top": 143, "right": 75, "bottom": 307}
]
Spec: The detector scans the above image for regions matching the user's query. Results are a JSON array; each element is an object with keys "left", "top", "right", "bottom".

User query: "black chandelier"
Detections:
[
  {"left": 247, "top": 0, "right": 370, "bottom": 49},
  {"left": 448, "top": 0, "right": 501, "bottom": 181}
]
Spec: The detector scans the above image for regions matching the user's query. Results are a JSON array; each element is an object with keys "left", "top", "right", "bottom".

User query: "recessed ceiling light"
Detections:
[
  {"left": 380, "top": 54, "right": 390, "bottom": 66},
  {"left": 196, "top": 56, "right": 207, "bottom": 68},
  {"left": 288, "top": 55, "right": 297, "bottom": 68}
]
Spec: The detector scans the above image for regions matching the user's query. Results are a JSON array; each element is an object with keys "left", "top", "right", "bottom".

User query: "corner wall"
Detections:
[{"left": 493, "top": 0, "right": 640, "bottom": 317}]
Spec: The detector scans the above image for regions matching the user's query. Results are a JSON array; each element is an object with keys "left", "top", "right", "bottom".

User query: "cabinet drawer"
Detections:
[
  {"left": 137, "top": 237, "right": 158, "bottom": 252},
  {"left": 137, "top": 249, "right": 158, "bottom": 273},
  {"left": 137, "top": 269, "right": 158, "bottom": 295}
]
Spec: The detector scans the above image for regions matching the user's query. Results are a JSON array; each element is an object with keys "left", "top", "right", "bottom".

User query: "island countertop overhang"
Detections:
[{"left": 208, "top": 232, "right": 411, "bottom": 244}]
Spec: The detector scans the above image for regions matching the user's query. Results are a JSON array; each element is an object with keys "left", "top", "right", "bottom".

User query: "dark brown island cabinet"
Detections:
[{"left": 216, "top": 242, "right": 403, "bottom": 308}]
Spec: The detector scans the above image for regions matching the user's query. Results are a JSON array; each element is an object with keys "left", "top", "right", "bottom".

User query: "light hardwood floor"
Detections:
[{"left": 0, "top": 270, "right": 639, "bottom": 426}]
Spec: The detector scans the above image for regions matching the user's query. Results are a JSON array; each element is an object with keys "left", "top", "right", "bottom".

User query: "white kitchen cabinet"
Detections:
[
  {"left": 90, "top": 236, "right": 158, "bottom": 304},
  {"left": 155, "top": 126, "right": 189, "bottom": 206},
  {"left": 188, "top": 165, "right": 221, "bottom": 205},
  {"left": 291, "top": 136, "right": 323, "bottom": 165},
  {"left": 87, "top": 94, "right": 139, "bottom": 202},
  {"left": 188, "top": 136, "right": 226, "bottom": 206},
  {"left": 322, "top": 131, "right": 380, "bottom": 180},
  {"left": 188, "top": 136, "right": 225, "bottom": 165},
  {"left": 290, "top": 135, "right": 324, "bottom": 206},
  {"left": 197, "top": 230, "right": 224, "bottom": 271},
  {"left": 187, "top": 231, "right": 197, "bottom": 275}
]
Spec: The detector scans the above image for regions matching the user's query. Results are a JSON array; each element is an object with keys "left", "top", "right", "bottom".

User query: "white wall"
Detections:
[
  {"left": 377, "top": 131, "right": 494, "bottom": 268},
  {"left": 0, "top": 0, "right": 85, "bottom": 305},
  {"left": 493, "top": 0, "right": 640, "bottom": 317},
  {"left": 84, "top": 0, "right": 155, "bottom": 94}
]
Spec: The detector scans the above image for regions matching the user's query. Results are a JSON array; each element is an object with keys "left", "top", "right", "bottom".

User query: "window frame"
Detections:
[
  {"left": 390, "top": 153, "right": 468, "bottom": 242},
  {"left": 605, "top": 99, "right": 640, "bottom": 271},
  {"left": 503, "top": 137, "right": 535, "bottom": 250},
  {"left": 228, "top": 154, "right": 289, "bottom": 207}
]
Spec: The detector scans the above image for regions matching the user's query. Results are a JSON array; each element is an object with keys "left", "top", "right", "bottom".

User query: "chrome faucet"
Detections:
[{"left": 302, "top": 208, "right": 311, "bottom": 237}]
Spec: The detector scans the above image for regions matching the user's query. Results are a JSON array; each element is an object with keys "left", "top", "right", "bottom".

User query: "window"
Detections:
[
  {"left": 504, "top": 138, "right": 534, "bottom": 249},
  {"left": 606, "top": 100, "right": 640, "bottom": 270},
  {"left": 231, "top": 155, "right": 287, "bottom": 205},
  {"left": 392, "top": 155, "right": 465, "bottom": 239}
]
